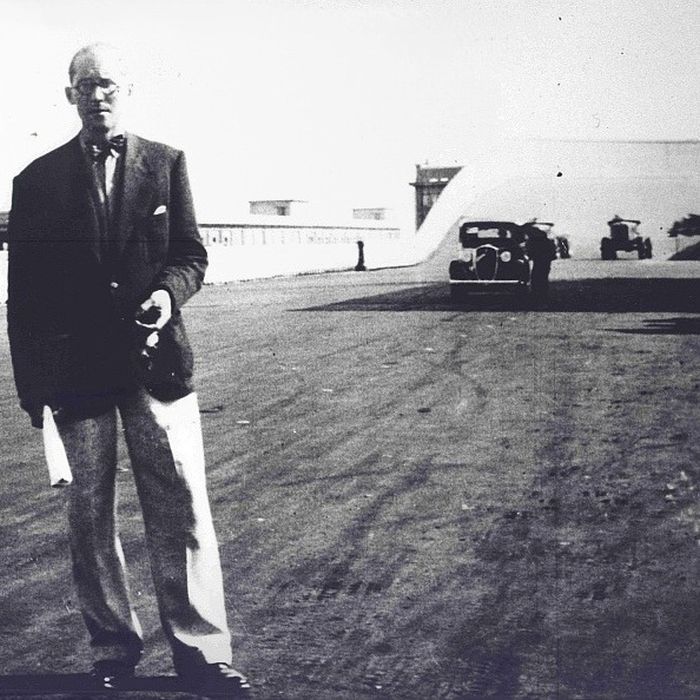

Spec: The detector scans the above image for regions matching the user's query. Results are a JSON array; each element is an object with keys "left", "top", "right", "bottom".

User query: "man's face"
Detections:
[{"left": 65, "top": 49, "right": 129, "bottom": 139}]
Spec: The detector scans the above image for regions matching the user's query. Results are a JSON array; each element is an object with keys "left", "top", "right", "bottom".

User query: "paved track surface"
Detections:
[{"left": 1, "top": 258, "right": 699, "bottom": 699}]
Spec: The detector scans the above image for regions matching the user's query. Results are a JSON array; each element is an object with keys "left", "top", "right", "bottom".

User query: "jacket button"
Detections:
[{"left": 110, "top": 281, "right": 119, "bottom": 289}]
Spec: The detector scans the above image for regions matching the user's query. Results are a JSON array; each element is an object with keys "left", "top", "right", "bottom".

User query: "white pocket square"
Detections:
[{"left": 153, "top": 205, "right": 167, "bottom": 216}]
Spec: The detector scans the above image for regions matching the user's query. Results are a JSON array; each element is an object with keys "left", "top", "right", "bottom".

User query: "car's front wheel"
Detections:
[{"left": 601, "top": 237, "right": 616, "bottom": 260}]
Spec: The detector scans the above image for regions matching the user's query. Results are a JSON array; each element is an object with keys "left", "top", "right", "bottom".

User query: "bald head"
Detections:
[
  {"left": 68, "top": 43, "right": 129, "bottom": 85},
  {"left": 66, "top": 43, "right": 131, "bottom": 143}
]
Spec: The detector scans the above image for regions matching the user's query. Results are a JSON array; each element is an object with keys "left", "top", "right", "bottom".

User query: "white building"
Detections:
[{"left": 249, "top": 199, "right": 309, "bottom": 217}]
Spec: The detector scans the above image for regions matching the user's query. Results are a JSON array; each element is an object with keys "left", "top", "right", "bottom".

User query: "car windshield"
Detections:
[
  {"left": 460, "top": 224, "right": 520, "bottom": 246},
  {"left": 470, "top": 228, "right": 504, "bottom": 238}
]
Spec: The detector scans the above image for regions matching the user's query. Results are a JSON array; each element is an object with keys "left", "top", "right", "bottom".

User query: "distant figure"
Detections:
[
  {"left": 355, "top": 240, "right": 367, "bottom": 271},
  {"left": 6, "top": 43, "right": 250, "bottom": 697},
  {"left": 525, "top": 226, "right": 557, "bottom": 302}
]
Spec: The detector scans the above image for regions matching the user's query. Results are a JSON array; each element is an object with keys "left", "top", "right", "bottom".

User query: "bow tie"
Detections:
[{"left": 87, "top": 135, "right": 126, "bottom": 161}]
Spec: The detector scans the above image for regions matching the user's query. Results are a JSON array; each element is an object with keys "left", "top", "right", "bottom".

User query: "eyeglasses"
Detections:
[{"left": 71, "top": 78, "right": 120, "bottom": 97}]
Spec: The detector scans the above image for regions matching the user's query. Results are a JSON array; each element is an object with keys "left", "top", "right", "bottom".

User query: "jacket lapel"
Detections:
[
  {"left": 57, "top": 137, "right": 103, "bottom": 259},
  {"left": 114, "top": 133, "right": 154, "bottom": 259}
]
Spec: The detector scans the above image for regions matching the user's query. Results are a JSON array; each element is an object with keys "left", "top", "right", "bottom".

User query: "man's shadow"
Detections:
[{"left": 0, "top": 673, "right": 198, "bottom": 697}]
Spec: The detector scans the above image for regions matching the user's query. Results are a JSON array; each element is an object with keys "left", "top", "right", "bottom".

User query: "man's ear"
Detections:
[{"left": 65, "top": 86, "right": 77, "bottom": 105}]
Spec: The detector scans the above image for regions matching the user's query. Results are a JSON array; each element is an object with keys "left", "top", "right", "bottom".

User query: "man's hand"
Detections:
[{"left": 136, "top": 289, "right": 172, "bottom": 330}]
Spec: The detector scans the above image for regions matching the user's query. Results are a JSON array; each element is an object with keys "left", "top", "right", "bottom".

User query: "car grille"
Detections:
[{"left": 474, "top": 245, "right": 499, "bottom": 280}]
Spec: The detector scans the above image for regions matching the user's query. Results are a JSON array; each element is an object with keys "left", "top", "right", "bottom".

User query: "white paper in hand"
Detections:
[{"left": 42, "top": 406, "right": 73, "bottom": 487}]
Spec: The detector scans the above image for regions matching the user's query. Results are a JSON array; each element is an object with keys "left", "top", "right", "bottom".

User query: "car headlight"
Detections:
[
  {"left": 500, "top": 250, "right": 511, "bottom": 262},
  {"left": 461, "top": 249, "right": 474, "bottom": 262}
]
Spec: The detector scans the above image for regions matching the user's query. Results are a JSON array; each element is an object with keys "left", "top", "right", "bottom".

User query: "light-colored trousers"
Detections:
[{"left": 51, "top": 388, "right": 232, "bottom": 670}]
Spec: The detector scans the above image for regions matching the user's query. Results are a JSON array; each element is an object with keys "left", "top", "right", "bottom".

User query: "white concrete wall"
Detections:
[
  {"left": 203, "top": 235, "right": 413, "bottom": 283},
  {"left": 199, "top": 220, "right": 413, "bottom": 282}
]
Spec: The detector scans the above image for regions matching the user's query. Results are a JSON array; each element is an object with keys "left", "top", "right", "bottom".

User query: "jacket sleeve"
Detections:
[
  {"left": 6, "top": 173, "right": 47, "bottom": 419},
  {"left": 151, "top": 151, "right": 208, "bottom": 311}
]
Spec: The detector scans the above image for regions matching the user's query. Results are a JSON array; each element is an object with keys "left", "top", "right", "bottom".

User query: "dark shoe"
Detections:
[
  {"left": 91, "top": 659, "right": 136, "bottom": 690},
  {"left": 179, "top": 662, "right": 251, "bottom": 698}
]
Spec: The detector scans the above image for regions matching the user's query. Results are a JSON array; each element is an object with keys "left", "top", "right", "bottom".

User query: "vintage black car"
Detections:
[{"left": 449, "top": 220, "right": 530, "bottom": 300}]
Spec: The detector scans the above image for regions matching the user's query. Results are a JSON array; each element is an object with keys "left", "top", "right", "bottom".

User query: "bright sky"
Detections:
[{"left": 1, "top": 0, "right": 698, "bottom": 225}]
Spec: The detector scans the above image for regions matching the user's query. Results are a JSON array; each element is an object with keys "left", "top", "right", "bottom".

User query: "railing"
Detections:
[{"left": 199, "top": 221, "right": 402, "bottom": 248}]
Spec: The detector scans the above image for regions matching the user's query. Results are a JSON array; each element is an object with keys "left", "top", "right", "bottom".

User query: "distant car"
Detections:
[
  {"left": 449, "top": 221, "right": 530, "bottom": 301},
  {"left": 601, "top": 215, "right": 652, "bottom": 260}
]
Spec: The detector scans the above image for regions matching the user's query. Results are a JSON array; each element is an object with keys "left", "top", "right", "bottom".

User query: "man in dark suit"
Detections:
[
  {"left": 7, "top": 43, "right": 250, "bottom": 697},
  {"left": 524, "top": 224, "right": 557, "bottom": 305}
]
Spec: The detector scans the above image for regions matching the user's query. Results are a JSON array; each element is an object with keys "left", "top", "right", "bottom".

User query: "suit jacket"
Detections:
[{"left": 7, "top": 133, "right": 208, "bottom": 425}]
